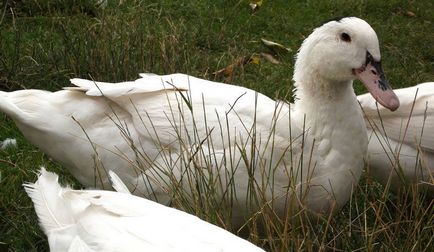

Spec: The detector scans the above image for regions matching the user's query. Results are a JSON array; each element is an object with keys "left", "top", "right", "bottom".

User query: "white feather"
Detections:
[
  {"left": 23, "top": 167, "right": 74, "bottom": 233},
  {"left": 0, "top": 138, "right": 17, "bottom": 150},
  {"left": 108, "top": 170, "right": 131, "bottom": 194}
]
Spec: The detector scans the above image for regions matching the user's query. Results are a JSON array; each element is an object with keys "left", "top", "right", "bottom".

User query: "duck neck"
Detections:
[
  {"left": 293, "top": 68, "right": 363, "bottom": 136},
  {"left": 292, "top": 66, "right": 368, "bottom": 208}
]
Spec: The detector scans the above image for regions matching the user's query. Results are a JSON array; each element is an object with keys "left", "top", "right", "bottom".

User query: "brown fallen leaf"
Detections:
[
  {"left": 260, "top": 52, "right": 280, "bottom": 64},
  {"left": 213, "top": 55, "right": 260, "bottom": 82},
  {"left": 261, "top": 38, "right": 291, "bottom": 55},
  {"left": 405, "top": 11, "right": 416, "bottom": 17}
]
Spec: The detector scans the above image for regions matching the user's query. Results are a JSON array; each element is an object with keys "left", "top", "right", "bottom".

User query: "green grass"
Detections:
[{"left": 1, "top": 0, "right": 433, "bottom": 251}]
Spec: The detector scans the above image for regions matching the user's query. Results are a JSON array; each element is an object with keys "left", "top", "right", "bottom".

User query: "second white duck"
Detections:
[{"left": 359, "top": 82, "right": 434, "bottom": 192}]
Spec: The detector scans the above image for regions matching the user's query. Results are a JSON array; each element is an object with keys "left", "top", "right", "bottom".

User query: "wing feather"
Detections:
[{"left": 69, "top": 73, "right": 190, "bottom": 98}]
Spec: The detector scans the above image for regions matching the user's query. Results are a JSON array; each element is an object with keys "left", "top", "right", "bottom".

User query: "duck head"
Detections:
[{"left": 294, "top": 17, "right": 399, "bottom": 111}]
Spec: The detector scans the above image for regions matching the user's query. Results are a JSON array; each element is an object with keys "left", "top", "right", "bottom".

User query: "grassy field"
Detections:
[{"left": 1, "top": 0, "right": 433, "bottom": 251}]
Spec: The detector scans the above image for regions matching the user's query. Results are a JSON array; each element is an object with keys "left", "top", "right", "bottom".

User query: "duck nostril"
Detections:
[{"left": 371, "top": 70, "right": 377, "bottom": 75}]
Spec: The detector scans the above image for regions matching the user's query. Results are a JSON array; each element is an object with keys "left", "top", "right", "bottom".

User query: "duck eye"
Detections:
[{"left": 340, "top": 32, "right": 351, "bottom": 42}]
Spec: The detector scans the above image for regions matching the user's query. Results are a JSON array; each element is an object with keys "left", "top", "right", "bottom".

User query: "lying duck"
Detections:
[
  {"left": 24, "top": 168, "right": 265, "bottom": 251},
  {"left": 358, "top": 82, "right": 434, "bottom": 192},
  {"left": 0, "top": 17, "right": 399, "bottom": 223}
]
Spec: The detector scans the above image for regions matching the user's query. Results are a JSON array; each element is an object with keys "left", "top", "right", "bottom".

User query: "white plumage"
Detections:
[
  {"left": 0, "top": 138, "right": 17, "bottom": 150},
  {"left": 1, "top": 17, "right": 399, "bottom": 224},
  {"left": 359, "top": 82, "right": 434, "bottom": 191},
  {"left": 24, "top": 168, "right": 265, "bottom": 252}
]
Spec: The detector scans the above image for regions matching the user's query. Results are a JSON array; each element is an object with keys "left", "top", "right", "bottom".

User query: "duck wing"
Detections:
[{"left": 69, "top": 73, "right": 295, "bottom": 158}]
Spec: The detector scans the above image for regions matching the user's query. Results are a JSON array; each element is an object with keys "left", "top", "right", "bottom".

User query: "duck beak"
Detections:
[{"left": 353, "top": 52, "right": 400, "bottom": 111}]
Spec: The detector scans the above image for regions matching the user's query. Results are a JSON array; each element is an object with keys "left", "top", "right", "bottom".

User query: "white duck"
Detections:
[
  {"left": 0, "top": 17, "right": 399, "bottom": 223},
  {"left": 24, "top": 167, "right": 265, "bottom": 251},
  {"left": 358, "top": 82, "right": 434, "bottom": 192}
]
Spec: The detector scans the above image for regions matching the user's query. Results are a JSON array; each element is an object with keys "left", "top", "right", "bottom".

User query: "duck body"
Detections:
[
  {"left": 1, "top": 73, "right": 367, "bottom": 218},
  {"left": 0, "top": 17, "right": 399, "bottom": 222},
  {"left": 24, "top": 168, "right": 265, "bottom": 252},
  {"left": 359, "top": 82, "right": 434, "bottom": 192}
]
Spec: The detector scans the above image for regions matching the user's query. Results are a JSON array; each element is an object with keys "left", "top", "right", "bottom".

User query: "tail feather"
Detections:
[
  {"left": 108, "top": 170, "right": 131, "bottom": 194},
  {"left": 0, "top": 91, "right": 26, "bottom": 121},
  {"left": 23, "top": 167, "right": 74, "bottom": 233}
]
